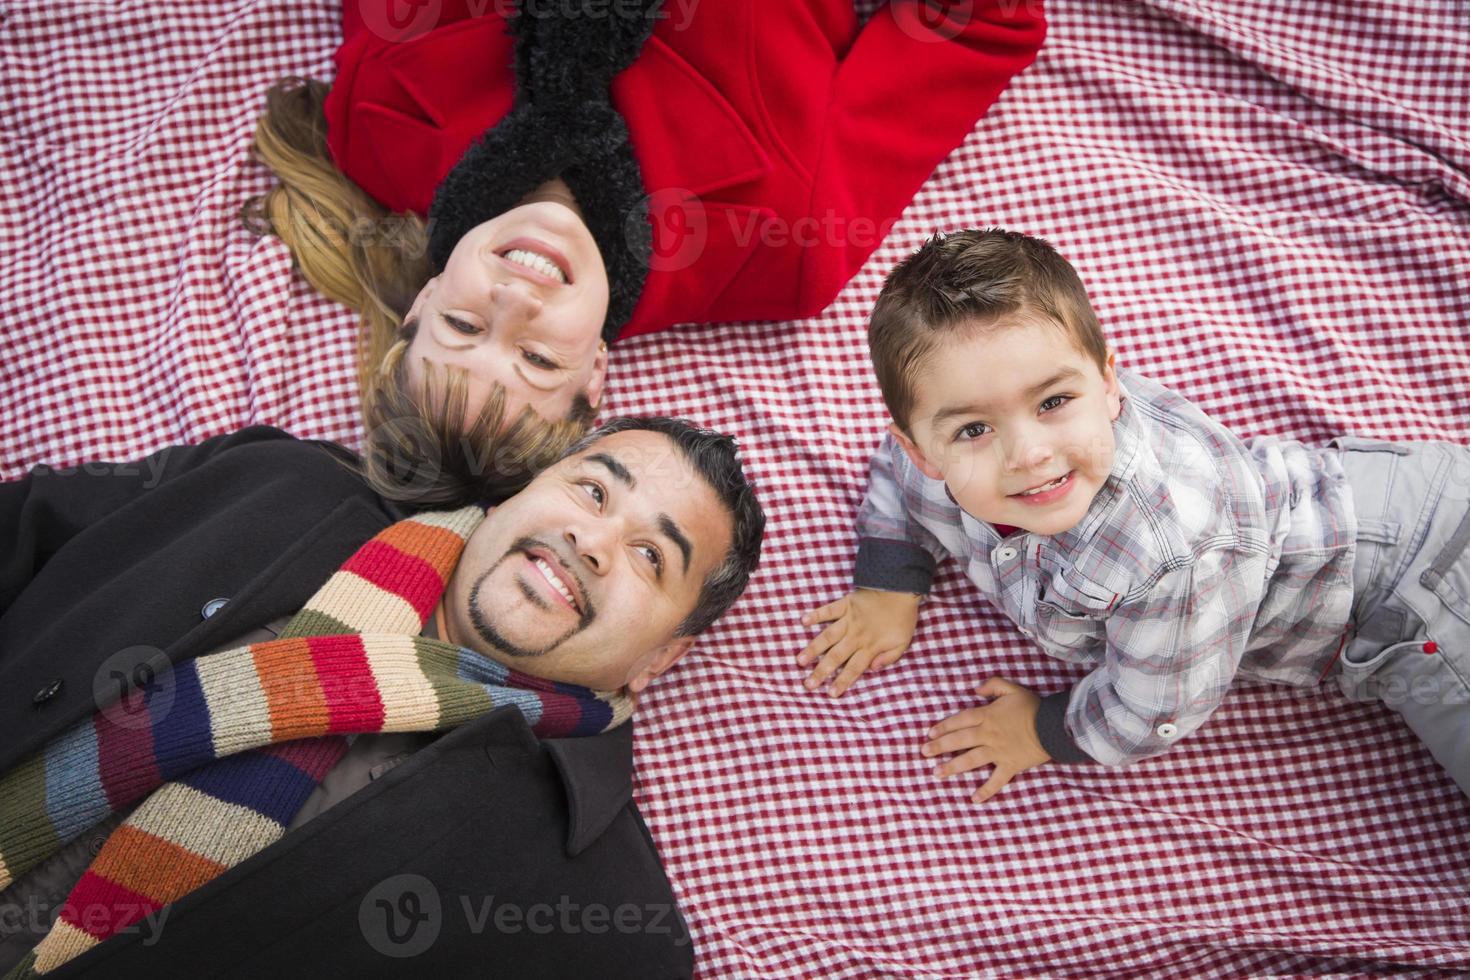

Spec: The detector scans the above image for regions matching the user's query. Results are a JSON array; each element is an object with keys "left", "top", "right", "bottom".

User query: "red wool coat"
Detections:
[{"left": 326, "top": 0, "right": 1046, "bottom": 338}]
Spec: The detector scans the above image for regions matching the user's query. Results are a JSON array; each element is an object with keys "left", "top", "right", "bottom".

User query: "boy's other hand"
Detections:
[
  {"left": 797, "top": 588, "right": 921, "bottom": 697},
  {"left": 922, "top": 677, "right": 1051, "bottom": 804}
]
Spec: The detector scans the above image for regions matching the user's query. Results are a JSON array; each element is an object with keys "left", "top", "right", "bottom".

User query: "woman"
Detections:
[{"left": 245, "top": 0, "right": 1047, "bottom": 502}]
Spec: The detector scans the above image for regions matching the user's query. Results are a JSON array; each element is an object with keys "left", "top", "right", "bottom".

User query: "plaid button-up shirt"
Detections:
[{"left": 854, "top": 367, "right": 1359, "bottom": 767}]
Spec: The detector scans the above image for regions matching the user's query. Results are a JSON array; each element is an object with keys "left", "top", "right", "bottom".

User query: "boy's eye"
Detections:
[
  {"left": 523, "top": 350, "right": 560, "bottom": 370},
  {"left": 955, "top": 395, "right": 1072, "bottom": 441},
  {"left": 442, "top": 313, "right": 481, "bottom": 335}
]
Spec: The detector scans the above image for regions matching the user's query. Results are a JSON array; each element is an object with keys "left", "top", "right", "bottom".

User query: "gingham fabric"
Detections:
[
  {"left": 3, "top": 0, "right": 1469, "bottom": 975},
  {"left": 855, "top": 366, "right": 1359, "bottom": 767}
]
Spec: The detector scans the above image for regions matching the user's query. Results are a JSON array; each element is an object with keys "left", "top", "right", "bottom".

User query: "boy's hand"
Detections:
[
  {"left": 797, "top": 588, "right": 921, "bottom": 697},
  {"left": 922, "top": 678, "right": 1051, "bottom": 804}
]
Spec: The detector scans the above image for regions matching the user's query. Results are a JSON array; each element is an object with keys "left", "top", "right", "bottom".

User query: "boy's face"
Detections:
[{"left": 890, "top": 313, "right": 1122, "bottom": 537}]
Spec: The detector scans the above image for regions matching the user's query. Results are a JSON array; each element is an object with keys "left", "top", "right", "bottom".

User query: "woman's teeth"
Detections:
[
  {"left": 503, "top": 248, "right": 567, "bottom": 283},
  {"left": 1020, "top": 472, "right": 1071, "bottom": 496},
  {"left": 533, "top": 556, "right": 577, "bottom": 608}
]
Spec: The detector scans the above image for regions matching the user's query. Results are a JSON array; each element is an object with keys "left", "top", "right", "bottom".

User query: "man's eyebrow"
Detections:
[
  {"left": 658, "top": 513, "right": 693, "bottom": 578},
  {"left": 931, "top": 367, "right": 1085, "bottom": 427},
  {"left": 585, "top": 453, "right": 635, "bottom": 489}
]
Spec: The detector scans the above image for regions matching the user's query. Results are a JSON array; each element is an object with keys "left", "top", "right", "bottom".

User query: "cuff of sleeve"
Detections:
[
  {"left": 1035, "top": 688, "right": 1099, "bottom": 765},
  {"left": 853, "top": 537, "right": 936, "bottom": 595}
]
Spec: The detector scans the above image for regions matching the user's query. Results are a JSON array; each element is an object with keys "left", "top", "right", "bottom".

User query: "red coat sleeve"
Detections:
[{"left": 803, "top": 0, "right": 1046, "bottom": 305}]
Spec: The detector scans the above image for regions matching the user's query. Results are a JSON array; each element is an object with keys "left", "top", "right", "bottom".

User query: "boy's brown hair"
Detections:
[{"left": 867, "top": 228, "right": 1109, "bottom": 434}]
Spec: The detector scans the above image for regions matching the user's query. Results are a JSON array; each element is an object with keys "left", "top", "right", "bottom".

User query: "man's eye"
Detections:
[
  {"left": 579, "top": 480, "right": 605, "bottom": 506},
  {"left": 442, "top": 313, "right": 481, "bottom": 335},
  {"left": 523, "top": 350, "right": 560, "bottom": 370},
  {"left": 957, "top": 422, "right": 990, "bottom": 441},
  {"left": 1041, "top": 395, "right": 1072, "bottom": 412},
  {"left": 637, "top": 544, "right": 664, "bottom": 572}
]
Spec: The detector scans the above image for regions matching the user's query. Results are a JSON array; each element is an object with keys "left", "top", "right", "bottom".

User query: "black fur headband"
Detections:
[{"left": 425, "top": 0, "right": 662, "bottom": 344}]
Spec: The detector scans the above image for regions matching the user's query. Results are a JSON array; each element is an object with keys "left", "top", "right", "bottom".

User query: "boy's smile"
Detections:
[{"left": 889, "top": 312, "right": 1123, "bottom": 537}]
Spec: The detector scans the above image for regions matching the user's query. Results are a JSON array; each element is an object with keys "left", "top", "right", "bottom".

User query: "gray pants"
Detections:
[{"left": 1330, "top": 435, "right": 1470, "bottom": 799}]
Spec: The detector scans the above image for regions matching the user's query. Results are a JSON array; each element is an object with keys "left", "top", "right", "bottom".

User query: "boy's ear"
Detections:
[
  {"left": 1102, "top": 349, "right": 1122, "bottom": 421},
  {"left": 887, "top": 422, "right": 946, "bottom": 481}
]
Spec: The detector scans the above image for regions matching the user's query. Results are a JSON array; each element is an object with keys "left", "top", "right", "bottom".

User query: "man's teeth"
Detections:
[
  {"left": 1021, "top": 473, "right": 1069, "bottom": 496},
  {"left": 533, "top": 557, "right": 577, "bottom": 608},
  {"left": 503, "top": 248, "right": 567, "bottom": 283}
]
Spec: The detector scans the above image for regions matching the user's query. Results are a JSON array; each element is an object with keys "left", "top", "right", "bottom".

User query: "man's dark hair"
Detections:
[{"left": 561, "top": 417, "right": 765, "bottom": 637}]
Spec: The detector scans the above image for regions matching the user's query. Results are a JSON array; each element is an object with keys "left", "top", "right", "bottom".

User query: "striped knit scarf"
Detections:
[{"left": 0, "top": 506, "right": 632, "bottom": 977}]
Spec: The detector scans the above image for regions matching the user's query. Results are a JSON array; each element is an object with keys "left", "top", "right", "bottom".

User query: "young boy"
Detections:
[{"left": 799, "top": 228, "right": 1470, "bottom": 805}]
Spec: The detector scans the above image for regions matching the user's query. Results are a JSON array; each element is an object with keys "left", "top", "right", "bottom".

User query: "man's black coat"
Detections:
[{"left": 0, "top": 427, "right": 693, "bottom": 978}]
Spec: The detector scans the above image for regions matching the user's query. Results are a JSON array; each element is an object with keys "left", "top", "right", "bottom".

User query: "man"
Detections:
[{"left": 0, "top": 417, "right": 763, "bottom": 977}]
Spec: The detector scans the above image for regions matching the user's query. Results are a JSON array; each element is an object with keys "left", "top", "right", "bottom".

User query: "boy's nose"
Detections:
[{"left": 1002, "top": 441, "right": 1055, "bottom": 474}]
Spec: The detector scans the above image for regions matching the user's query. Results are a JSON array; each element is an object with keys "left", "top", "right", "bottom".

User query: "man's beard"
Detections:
[{"left": 466, "top": 537, "right": 593, "bottom": 658}]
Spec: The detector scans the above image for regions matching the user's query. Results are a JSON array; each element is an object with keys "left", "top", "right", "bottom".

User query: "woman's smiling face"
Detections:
[{"left": 403, "top": 190, "right": 611, "bottom": 429}]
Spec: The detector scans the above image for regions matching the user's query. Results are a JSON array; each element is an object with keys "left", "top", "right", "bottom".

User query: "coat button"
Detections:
[
  {"left": 33, "top": 678, "right": 64, "bottom": 705},
  {"left": 200, "top": 597, "right": 229, "bottom": 619},
  {"left": 1156, "top": 722, "right": 1179, "bottom": 738},
  {"left": 996, "top": 546, "right": 1018, "bottom": 562}
]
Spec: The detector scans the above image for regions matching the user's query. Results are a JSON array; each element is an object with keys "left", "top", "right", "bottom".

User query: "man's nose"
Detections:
[
  {"left": 489, "top": 281, "right": 545, "bottom": 323},
  {"left": 565, "top": 519, "right": 614, "bottom": 575}
]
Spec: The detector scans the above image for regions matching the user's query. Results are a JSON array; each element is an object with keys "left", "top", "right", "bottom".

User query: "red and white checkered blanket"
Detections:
[{"left": 4, "top": 1, "right": 1469, "bottom": 974}]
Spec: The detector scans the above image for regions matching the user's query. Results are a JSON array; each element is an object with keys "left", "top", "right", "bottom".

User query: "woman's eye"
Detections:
[
  {"left": 1041, "top": 395, "right": 1072, "bottom": 412},
  {"left": 442, "top": 313, "right": 481, "bottom": 336},
  {"left": 523, "top": 350, "right": 560, "bottom": 370},
  {"left": 579, "top": 480, "right": 605, "bottom": 507},
  {"left": 957, "top": 422, "right": 990, "bottom": 441}
]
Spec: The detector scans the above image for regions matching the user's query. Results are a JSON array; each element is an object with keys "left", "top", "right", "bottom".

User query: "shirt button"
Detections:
[
  {"left": 33, "top": 678, "right": 64, "bottom": 705},
  {"left": 200, "top": 597, "right": 229, "bottom": 619},
  {"left": 1156, "top": 722, "right": 1179, "bottom": 738},
  {"left": 996, "top": 546, "right": 1018, "bottom": 562}
]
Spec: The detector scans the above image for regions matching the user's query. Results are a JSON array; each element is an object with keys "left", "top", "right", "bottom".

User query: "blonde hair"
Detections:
[
  {"left": 240, "top": 77, "right": 594, "bottom": 504},
  {"left": 868, "top": 228, "right": 1109, "bottom": 435},
  {"left": 363, "top": 322, "right": 593, "bottom": 505}
]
